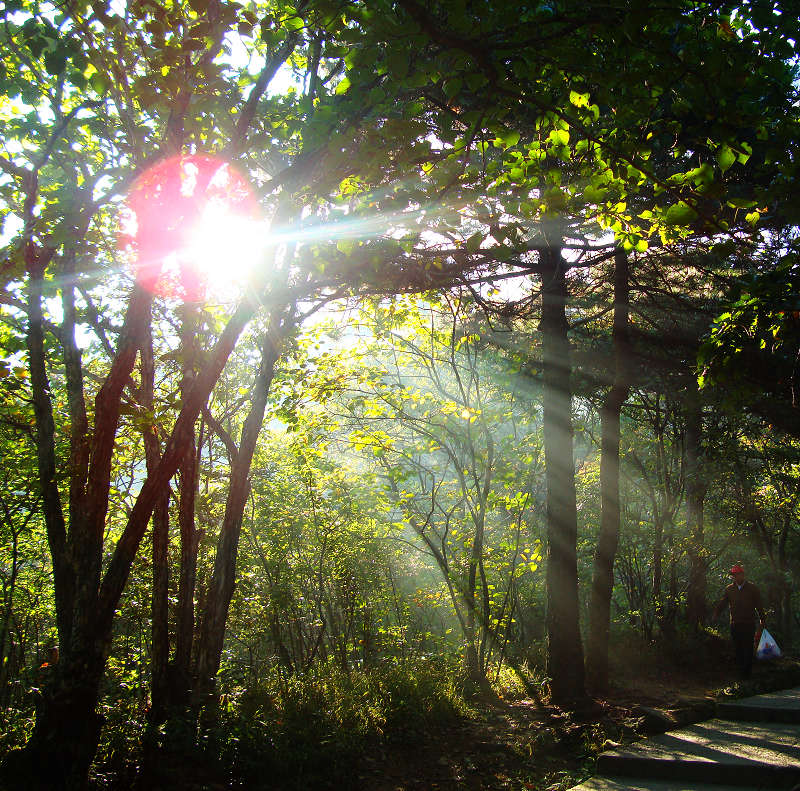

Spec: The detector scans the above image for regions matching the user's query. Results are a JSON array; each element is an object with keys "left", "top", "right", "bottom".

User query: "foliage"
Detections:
[
  {"left": 220, "top": 658, "right": 467, "bottom": 774},
  {"left": 139, "top": 657, "right": 470, "bottom": 791},
  {"left": 1, "top": 0, "right": 800, "bottom": 787},
  {"left": 699, "top": 239, "right": 800, "bottom": 431}
]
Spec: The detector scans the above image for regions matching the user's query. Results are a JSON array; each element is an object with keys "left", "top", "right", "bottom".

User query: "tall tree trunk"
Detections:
[
  {"left": 777, "top": 510, "right": 792, "bottom": 640},
  {"left": 193, "top": 316, "right": 288, "bottom": 710},
  {"left": 540, "top": 243, "right": 585, "bottom": 704},
  {"left": 149, "top": 494, "right": 171, "bottom": 724},
  {"left": 465, "top": 434, "right": 493, "bottom": 683},
  {"left": 0, "top": 519, "right": 23, "bottom": 706},
  {"left": 685, "top": 388, "right": 707, "bottom": 629},
  {"left": 25, "top": 250, "right": 74, "bottom": 651},
  {"left": 586, "top": 248, "right": 631, "bottom": 692},
  {"left": 140, "top": 313, "right": 172, "bottom": 725},
  {"left": 652, "top": 515, "right": 664, "bottom": 615},
  {"left": 6, "top": 289, "right": 262, "bottom": 790},
  {"left": 652, "top": 414, "right": 666, "bottom": 627},
  {"left": 8, "top": 245, "right": 154, "bottom": 789},
  {"left": 664, "top": 531, "right": 679, "bottom": 631},
  {"left": 8, "top": 647, "right": 107, "bottom": 791},
  {"left": 173, "top": 302, "right": 202, "bottom": 707}
]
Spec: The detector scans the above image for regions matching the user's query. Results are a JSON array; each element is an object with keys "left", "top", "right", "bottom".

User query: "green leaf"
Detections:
[
  {"left": 716, "top": 144, "right": 736, "bottom": 173},
  {"left": 337, "top": 238, "right": 355, "bottom": 255},
  {"left": 736, "top": 141, "right": 752, "bottom": 165},
  {"left": 43, "top": 45, "right": 69, "bottom": 76},
  {"left": 90, "top": 72, "right": 109, "bottom": 94},
  {"left": 726, "top": 197, "right": 757, "bottom": 209},
  {"left": 335, "top": 77, "right": 351, "bottom": 95},
  {"left": 284, "top": 15, "right": 305, "bottom": 31},
  {"left": 543, "top": 187, "right": 567, "bottom": 212},
  {"left": 465, "top": 231, "right": 483, "bottom": 252},
  {"left": 386, "top": 50, "right": 409, "bottom": 79},
  {"left": 664, "top": 201, "right": 698, "bottom": 226},
  {"left": 569, "top": 90, "right": 589, "bottom": 108},
  {"left": 465, "top": 73, "right": 486, "bottom": 91},
  {"left": 584, "top": 185, "right": 607, "bottom": 203},
  {"left": 443, "top": 78, "right": 462, "bottom": 100}
]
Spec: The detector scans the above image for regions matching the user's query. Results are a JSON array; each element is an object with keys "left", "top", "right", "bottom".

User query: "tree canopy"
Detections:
[{"left": 1, "top": 1, "right": 799, "bottom": 788}]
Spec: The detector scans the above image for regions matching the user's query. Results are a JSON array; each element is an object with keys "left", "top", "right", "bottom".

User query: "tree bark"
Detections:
[
  {"left": 193, "top": 316, "right": 288, "bottom": 709},
  {"left": 586, "top": 247, "right": 630, "bottom": 692},
  {"left": 3, "top": 647, "right": 106, "bottom": 791},
  {"left": 540, "top": 243, "right": 586, "bottom": 704},
  {"left": 685, "top": 387, "right": 707, "bottom": 629},
  {"left": 7, "top": 289, "right": 263, "bottom": 790},
  {"left": 174, "top": 302, "right": 202, "bottom": 706},
  {"left": 139, "top": 314, "right": 171, "bottom": 725},
  {"left": 25, "top": 248, "right": 73, "bottom": 649},
  {"left": 778, "top": 514, "right": 792, "bottom": 640},
  {"left": 10, "top": 259, "right": 154, "bottom": 789}
]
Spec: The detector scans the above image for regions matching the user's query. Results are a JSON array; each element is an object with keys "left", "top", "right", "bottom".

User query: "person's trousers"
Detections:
[{"left": 731, "top": 622, "right": 756, "bottom": 679}]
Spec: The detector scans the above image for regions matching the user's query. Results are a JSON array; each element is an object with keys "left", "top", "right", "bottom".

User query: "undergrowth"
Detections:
[
  {"left": 82, "top": 656, "right": 476, "bottom": 790},
  {"left": 206, "top": 657, "right": 474, "bottom": 790}
]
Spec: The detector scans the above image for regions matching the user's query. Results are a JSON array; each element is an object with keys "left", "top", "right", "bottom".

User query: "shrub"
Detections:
[{"left": 206, "top": 657, "right": 470, "bottom": 790}]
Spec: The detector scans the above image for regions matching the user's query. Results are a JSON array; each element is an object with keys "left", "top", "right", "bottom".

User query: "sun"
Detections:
[
  {"left": 122, "top": 155, "right": 266, "bottom": 302},
  {"left": 180, "top": 199, "right": 268, "bottom": 300}
]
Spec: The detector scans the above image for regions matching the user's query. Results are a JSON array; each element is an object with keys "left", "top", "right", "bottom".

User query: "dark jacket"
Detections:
[{"left": 713, "top": 581, "right": 765, "bottom": 626}]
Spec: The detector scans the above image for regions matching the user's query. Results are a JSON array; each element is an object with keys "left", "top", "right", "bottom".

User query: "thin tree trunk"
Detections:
[
  {"left": 174, "top": 303, "right": 202, "bottom": 706},
  {"left": 465, "top": 434, "right": 493, "bottom": 683},
  {"left": 25, "top": 249, "right": 73, "bottom": 649},
  {"left": 778, "top": 512, "right": 791, "bottom": 640},
  {"left": 652, "top": 414, "right": 666, "bottom": 626},
  {"left": 540, "top": 243, "right": 585, "bottom": 704},
  {"left": 685, "top": 388, "right": 707, "bottom": 629},
  {"left": 586, "top": 248, "right": 630, "bottom": 692},
  {"left": 665, "top": 531, "right": 678, "bottom": 630},
  {"left": 140, "top": 313, "right": 171, "bottom": 724},
  {"left": 586, "top": 249, "right": 630, "bottom": 690},
  {"left": 193, "top": 316, "right": 288, "bottom": 710},
  {"left": 0, "top": 519, "right": 22, "bottom": 702}
]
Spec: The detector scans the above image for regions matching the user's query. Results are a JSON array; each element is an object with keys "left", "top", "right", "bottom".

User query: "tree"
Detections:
[
  {"left": 372, "top": 0, "right": 799, "bottom": 702},
  {"left": 585, "top": 247, "right": 631, "bottom": 690},
  {"left": 0, "top": 1, "right": 422, "bottom": 784},
  {"left": 330, "top": 295, "right": 544, "bottom": 682},
  {"left": 2, "top": 0, "right": 799, "bottom": 783},
  {"left": 1, "top": 0, "right": 541, "bottom": 780}
]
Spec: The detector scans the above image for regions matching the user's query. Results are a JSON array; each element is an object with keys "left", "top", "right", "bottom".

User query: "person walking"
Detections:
[{"left": 712, "top": 563, "right": 765, "bottom": 680}]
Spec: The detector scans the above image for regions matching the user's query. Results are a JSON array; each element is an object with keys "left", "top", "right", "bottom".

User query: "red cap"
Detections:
[{"left": 730, "top": 564, "right": 744, "bottom": 575}]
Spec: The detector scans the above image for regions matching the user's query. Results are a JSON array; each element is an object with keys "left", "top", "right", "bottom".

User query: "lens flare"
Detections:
[{"left": 120, "top": 155, "right": 260, "bottom": 301}]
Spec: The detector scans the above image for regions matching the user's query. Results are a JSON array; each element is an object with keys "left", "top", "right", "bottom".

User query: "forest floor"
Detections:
[{"left": 356, "top": 654, "right": 800, "bottom": 791}]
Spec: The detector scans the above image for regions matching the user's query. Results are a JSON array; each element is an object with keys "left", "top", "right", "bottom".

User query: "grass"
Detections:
[
  {"left": 129, "top": 656, "right": 474, "bottom": 791},
  {"left": 6, "top": 632, "right": 799, "bottom": 790}
]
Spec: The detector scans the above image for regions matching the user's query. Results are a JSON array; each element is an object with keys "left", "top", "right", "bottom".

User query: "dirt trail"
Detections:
[{"left": 358, "top": 659, "right": 800, "bottom": 791}]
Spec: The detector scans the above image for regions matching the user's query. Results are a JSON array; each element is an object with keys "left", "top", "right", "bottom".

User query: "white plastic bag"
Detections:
[{"left": 756, "top": 627, "right": 781, "bottom": 660}]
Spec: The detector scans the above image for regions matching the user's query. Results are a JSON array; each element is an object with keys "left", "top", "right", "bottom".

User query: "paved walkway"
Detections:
[{"left": 570, "top": 688, "right": 800, "bottom": 790}]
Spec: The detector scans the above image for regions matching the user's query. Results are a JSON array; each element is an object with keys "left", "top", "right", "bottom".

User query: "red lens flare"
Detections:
[{"left": 120, "top": 155, "right": 256, "bottom": 301}]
